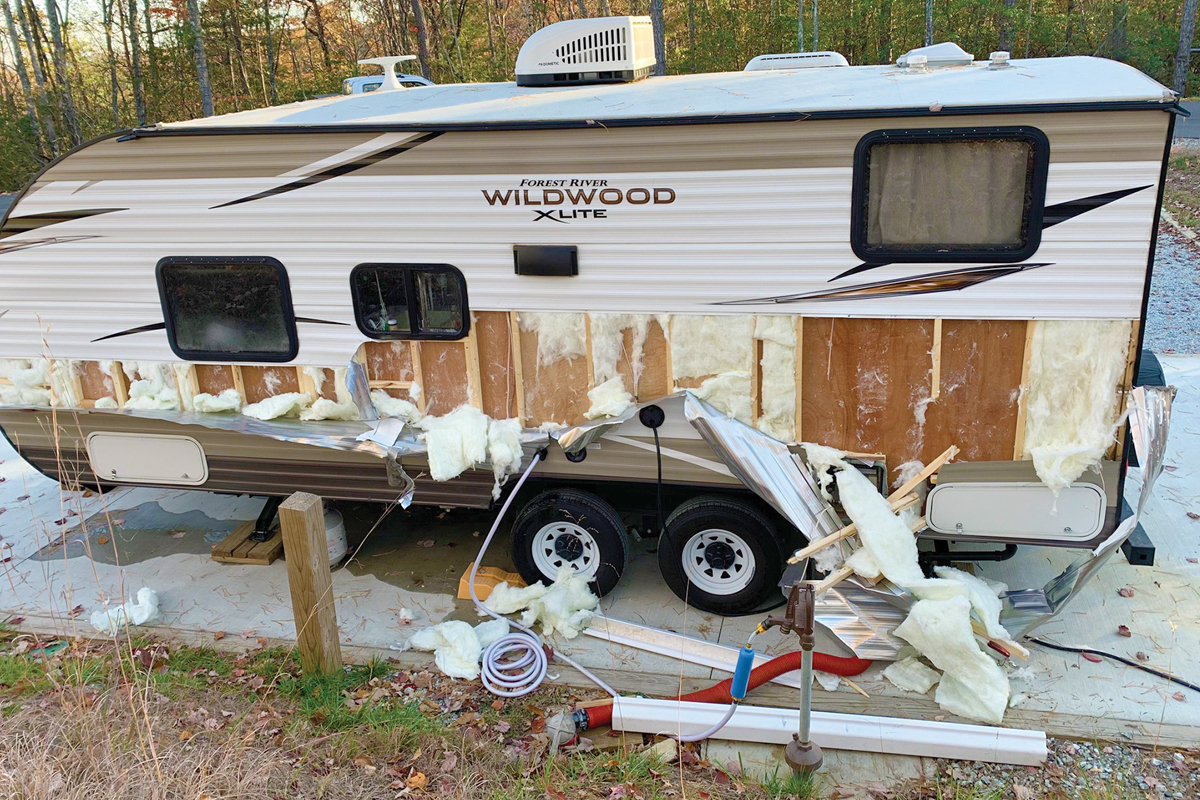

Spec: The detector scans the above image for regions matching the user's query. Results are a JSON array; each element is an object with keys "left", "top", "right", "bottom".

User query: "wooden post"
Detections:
[{"left": 278, "top": 491, "right": 341, "bottom": 675}]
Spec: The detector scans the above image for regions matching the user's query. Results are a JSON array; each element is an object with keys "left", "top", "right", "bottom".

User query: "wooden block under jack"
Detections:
[{"left": 211, "top": 520, "right": 284, "bottom": 565}]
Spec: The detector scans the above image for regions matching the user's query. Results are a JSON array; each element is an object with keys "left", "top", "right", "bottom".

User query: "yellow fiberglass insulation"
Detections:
[
  {"left": 754, "top": 315, "right": 798, "bottom": 442},
  {"left": 1023, "top": 320, "right": 1131, "bottom": 493}
]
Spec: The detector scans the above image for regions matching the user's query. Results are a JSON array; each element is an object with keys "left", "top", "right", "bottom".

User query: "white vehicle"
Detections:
[{"left": 0, "top": 18, "right": 1180, "bottom": 615}]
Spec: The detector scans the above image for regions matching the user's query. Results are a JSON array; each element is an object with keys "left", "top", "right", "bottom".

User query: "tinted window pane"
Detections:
[
  {"left": 353, "top": 267, "right": 412, "bottom": 335},
  {"left": 160, "top": 260, "right": 293, "bottom": 357},
  {"left": 864, "top": 138, "right": 1033, "bottom": 253},
  {"left": 415, "top": 270, "right": 463, "bottom": 333}
]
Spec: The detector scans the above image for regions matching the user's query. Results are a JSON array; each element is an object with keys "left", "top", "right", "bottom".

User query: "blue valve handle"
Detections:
[{"left": 730, "top": 645, "right": 756, "bottom": 701}]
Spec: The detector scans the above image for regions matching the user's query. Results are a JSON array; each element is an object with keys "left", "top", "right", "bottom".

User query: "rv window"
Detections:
[
  {"left": 157, "top": 257, "right": 298, "bottom": 362},
  {"left": 350, "top": 264, "right": 469, "bottom": 340},
  {"left": 851, "top": 127, "right": 1048, "bottom": 263}
]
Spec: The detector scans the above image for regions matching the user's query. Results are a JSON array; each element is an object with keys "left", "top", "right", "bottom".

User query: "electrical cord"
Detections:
[
  {"left": 468, "top": 449, "right": 620, "bottom": 699},
  {"left": 1029, "top": 638, "right": 1200, "bottom": 693}
]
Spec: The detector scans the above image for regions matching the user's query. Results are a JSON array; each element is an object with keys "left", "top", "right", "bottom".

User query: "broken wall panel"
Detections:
[
  {"left": 519, "top": 325, "right": 590, "bottom": 427},
  {"left": 77, "top": 361, "right": 115, "bottom": 401}
]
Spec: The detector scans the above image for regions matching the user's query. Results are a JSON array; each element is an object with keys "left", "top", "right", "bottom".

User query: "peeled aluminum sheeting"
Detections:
[
  {"left": 1000, "top": 384, "right": 1176, "bottom": 637},
  {"left": 682, "top": 393, "right": 843, "bottom": 541},
  {"left": 555, "top": 396, "right": 661, "bottom": 454},
  {"left": 345, "top": 359, "right": 380, "bottom": 422},
  {"left": 814, "top": 578, "right": 913, "bottom": 659}
]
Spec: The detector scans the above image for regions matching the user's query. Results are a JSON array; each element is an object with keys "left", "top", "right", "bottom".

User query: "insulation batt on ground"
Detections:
[
  {"left": 406, "top": 618, "right": 510, "bottom": 680},
  {"left": 519, "top": 312, "right": 587, "bottom": 366},
  {"left": 934, "top": 565, "right": 1029, "bottom": 658},
  {"left": 1023, "top": 319, "right": 1132, "bottom": 493},
  {"left": 483, "top": 567, "right": 599, "bottom": 639},
  {"left": 882, "top": 656, "right": 942, "bottom": 694},
  {"left": 894, "top": 596, "right": 1011, "bottom": 725},
  {"left": 89, "top": 587, "right": 161, "bottom": 634}
]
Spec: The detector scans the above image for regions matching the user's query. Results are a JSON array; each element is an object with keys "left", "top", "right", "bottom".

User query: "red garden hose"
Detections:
[{"left": 581, "top": 650, "right": 871, "bottom": 729}]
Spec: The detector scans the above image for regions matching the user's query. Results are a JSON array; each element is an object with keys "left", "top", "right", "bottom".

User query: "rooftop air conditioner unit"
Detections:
[
  {"left": 744, "top": 51, "right": 849, "bottom": 71},
  {"left": 515, "top": 16, "right": 656, "bottom": 87}
]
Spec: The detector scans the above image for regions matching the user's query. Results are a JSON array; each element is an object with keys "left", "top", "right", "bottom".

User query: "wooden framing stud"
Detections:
[
  {"left": 793, "top": 316, "right": 804, "bottom": 443},
  {"left": 1012, "top": 320, "right": 1038, "bottom": 460},
  {"left": 584, "top": 314, "right": 596, "bottom": 389},
  {"left": 1108, "top": 319, "right": 1142, "bottom": 461},
  {"left": 930, "top": 318, "right": 943, "bottom": 401},
  {"left": 110, "top": 361, "right": 129, "bottom": 407},
  {"left": 663, "top": 316, "right": 674, "bottom": 390},
  {"left": 408, "top": 341, "right": 426, "bottom": 412},
  {"left": 508, "top": 311, "right": 527, "bottom": 424},
  {"left": 278, "top": 491, "right": 342, "bottom": 675},
  {"left": 465, "top": 317, "right": 483, "bottom": 410},
  {"left": 296, "top": 366, "right": 319, "bottom": 398},
  {"left": 749, "top": 317, "right": 762, "bottom": 425},
  {"left": 230, "top": 365, "right": 247, "bottom": 403}
]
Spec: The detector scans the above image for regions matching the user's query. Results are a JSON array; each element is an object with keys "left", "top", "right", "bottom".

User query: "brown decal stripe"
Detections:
[
  {"left": 0, "top": 208, "right": 125, "bottom": 238},
  {"left": 91, "top": 321, "right": 167, "bottom": 343},
  {"left": 720, "top": 262, "right": 1053, "bottom": 305},
  {"left": 211, "top": 132, "right": 443, "bottom": 208},
  {"left": 0, "top": 234, "right": 99, "bottom": 255}
]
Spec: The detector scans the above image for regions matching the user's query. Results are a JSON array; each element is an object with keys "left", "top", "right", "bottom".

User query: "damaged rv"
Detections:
[{"left": 0, "top": 17, "right": 1180, "bottom": 616}]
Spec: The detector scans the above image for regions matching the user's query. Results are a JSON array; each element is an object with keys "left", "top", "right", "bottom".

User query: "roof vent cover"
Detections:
[
  {"left": 744, "top": 51, "right": 849, "bottom": 71},
  {"left": 896, "top": 42, "right": 974, "bottom": 69},
  {"left": 516, "top": 16, "right": 656, "bottom": 87}
]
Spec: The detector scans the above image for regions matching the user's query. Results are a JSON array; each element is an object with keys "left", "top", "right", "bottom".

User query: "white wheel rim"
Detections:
[
  {"left": 680, "top": 528, "right": 756, "bottom": 595},
  {"left": 531, "top": 521, "right": 601, "bottom": 579}
]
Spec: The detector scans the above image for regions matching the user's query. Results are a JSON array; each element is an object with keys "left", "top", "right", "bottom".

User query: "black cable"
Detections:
[
  {"left": 653, "top": 426, "right": 664, "bottom": 537},
  {"left": 1029, "top": 637, "right": 1200, "bottom": 693}
]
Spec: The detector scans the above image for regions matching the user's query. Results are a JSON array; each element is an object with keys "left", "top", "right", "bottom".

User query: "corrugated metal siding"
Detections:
[{"left": 0, "top": 111, "right": 1168, "bottom": 368}]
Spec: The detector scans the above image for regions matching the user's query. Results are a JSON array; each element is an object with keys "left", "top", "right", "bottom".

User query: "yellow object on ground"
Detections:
[{"left": 458, "top": 565, "right": 526, "bottom": 601}]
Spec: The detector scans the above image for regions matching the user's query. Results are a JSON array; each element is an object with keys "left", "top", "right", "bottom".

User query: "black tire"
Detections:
[
  {"left": 511, "top": 489, "right": 630, "bottom": 597},
  {"left": 657, "top": 495, "right": 785, "bottom": 616}
]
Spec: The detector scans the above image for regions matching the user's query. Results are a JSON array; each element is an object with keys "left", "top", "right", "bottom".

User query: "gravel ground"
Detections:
[
  {"left": 908, "top": 739, "right": 1200, "bottom": 799},
  {"left": 1145, "top": 230, "right": 1200, "bottom": 355}
]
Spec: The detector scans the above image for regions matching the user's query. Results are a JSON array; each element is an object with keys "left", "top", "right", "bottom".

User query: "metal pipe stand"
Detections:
[{"left": 772, "top": 581, "right": 824, "bottom": 774}]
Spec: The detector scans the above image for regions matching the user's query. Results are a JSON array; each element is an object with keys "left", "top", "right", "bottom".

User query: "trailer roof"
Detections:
[{"left": 161, "top": 56, "right": 1175, "bottom": 131}]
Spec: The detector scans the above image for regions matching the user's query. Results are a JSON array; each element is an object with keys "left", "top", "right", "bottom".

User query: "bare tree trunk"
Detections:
[
  {"left": 649, "top": 0, "right": 664, "bottom": 74},
  {"left": 143, "top": 0, "right": 157, "bottom": 82},
  {"left": 128, "top": 0, "right": 145, "bottom": 124},
  {"left": 687, "top": 0, "right": 694, "bottom": 56},
  {"left": 186, "top": 0, "right": 214, "bottom": 115},
  {"left": 101, "top": 0, "right": 119, "bottom": 126},
  {"left": 575, "top": 0, "right": 584, "bottom": 17},
  {"left": 1175, "top": 0, "right": 1199, "bottom": 95},
  {"left": 15, "top": 0, "right": 55, "bottom": 153},
  {"left": 796, "top": 0, "right": 803, "bottom": 50},
  {"left": 264, "top": 0, "right": 278, "bottom": 103},
  {"left": 231, "top": 9, "right": 252, "bottom": 97},
  {"left": 1064, "top": 0, "right": 1074, "bottom": 51},
  {"left": 44, "top": 0, "right": 80, "bottom": 144},
  {"left": 810, "top": 0, "right": 817, "bottom": 50},
  {"left": 924, "top": 0, "right": 932, "bottom": 46},
  {"left": 411, "top": 0, "right": 431, "bottom": 77},
  {"left": 2, "top": 0, "right": 43, "bottom": 153}
]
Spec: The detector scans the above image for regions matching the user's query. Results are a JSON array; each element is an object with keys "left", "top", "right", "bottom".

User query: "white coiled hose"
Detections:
[{"left": 468, "top": 450, "right": 619, "bottom": 699}]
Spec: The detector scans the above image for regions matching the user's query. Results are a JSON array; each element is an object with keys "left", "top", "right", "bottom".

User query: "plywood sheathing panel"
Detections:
[
  {"left": 363, "top": 341, "right": 415, "bottom": 387},
  {"left": 801, "top": 318, "right": 935, "bottom": 469},
  {"left": 418, "top": 341, "right": 470, "bottom": 417},
  {"left": 921, "top": 320, "right": 1027, "bottom": 464},
  {"left": 519, "top": 324, "right": 590, "bottom": 427},
  {"left": 77, "top": 361, "right": 115, "bottom": 401},
  {"left": 475, "top": 311, "right": 518, "bottom": 420},
  {"left": 195, "top": 364, "right": 239, "bottom": 396},
  {"left": 634, "top": 319, "right": 670, "bottom": 400},
  {"left": 240, "top": 366, "right": 300, "bottom": 405}
]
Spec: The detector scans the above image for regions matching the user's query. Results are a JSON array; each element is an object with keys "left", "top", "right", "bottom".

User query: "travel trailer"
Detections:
[{"left": 0, "top": 18, "right": 1179, "bottom": 615}]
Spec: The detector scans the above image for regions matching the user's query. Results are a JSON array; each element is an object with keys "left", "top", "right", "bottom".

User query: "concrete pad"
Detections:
[{"left": 704, "top": 738, "right": 931, "bottom": 795}]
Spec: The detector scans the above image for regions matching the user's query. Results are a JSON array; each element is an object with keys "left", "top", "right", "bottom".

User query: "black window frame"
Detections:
[
  {"left": 156, "top": 255, "right": 299, "bottom": 363},
  {"left": 850, "top": 125, "right": 1051, "bottom": 264},
  {"left": 349, "top": 263, "right": 470, "bottom": 341}
]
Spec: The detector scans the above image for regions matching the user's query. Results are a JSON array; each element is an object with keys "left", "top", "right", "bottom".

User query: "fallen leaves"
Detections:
[
  {"left": 1117, "top": 625, "right": 1132, "bottom": 637},
  {"left": 1081, "top": 652, "right": 1104, "bottom": 663},
  {"left": 1187, "top": 511, "right": 1199, "bottom": 520},
  {"left": 1173, "top": 692, "right": 1187, "bottom": 702},
  {"left": 1117, "top": 586, "right": 1136, "bottom": 598},
  {"left": 1135, "top": 651, "right": 1150, "bottom": 662}
]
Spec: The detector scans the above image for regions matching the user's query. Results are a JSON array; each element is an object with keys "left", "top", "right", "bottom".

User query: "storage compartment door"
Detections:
[
  {"left": 86, "top": 431, "right": 209, "bottom": 486},
  {"left": 926, "top": 481, "right": 1105, "bottom": 544}
]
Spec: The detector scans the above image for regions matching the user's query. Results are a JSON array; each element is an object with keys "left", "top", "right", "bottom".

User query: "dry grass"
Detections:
[
  {"left": 0, "top": 634, "right": 796, "bottom": 800},
  {"left": 1165, "top": 146, "right": 1200, "bottom": 230}
]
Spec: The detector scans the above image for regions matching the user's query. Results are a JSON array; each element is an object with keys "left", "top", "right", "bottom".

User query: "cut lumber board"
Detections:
[{"left": 211, "top": 520, "right": 283, "bottom": 565}]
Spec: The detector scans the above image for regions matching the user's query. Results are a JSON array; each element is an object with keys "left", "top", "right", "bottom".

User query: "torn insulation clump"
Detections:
[
  {"left": 753, "top": 315, "right": 798, "bottom": 442},
  {"left": 193, "top": 389, "right": 243, "bottom": 413},
  {"left": 406, "top": 618, "right": 510, "bottom": 680},
  {"left": 586, "top": 376, "right": 634, "bottom": 419},
  {"left": 414, "top": 404, "right": 525, "bottom": 491},
  {"left": 0, "top": 359, "right": 51, "bottom": 407},
  {"left": 242, "top": 392, "right": 311, "bottom": 420},
  {"left": 123, "top": 363, "right": 181, "bottom": 410},
  {"left": 1023, "top": 320, "right": 1131, "bottom": 493},
  {"left": 519, "top": 312, "right": 587, "bottom": 367},
  {"left": 299, "top": 367, "right": 360, "bottom": 421},
  {"left": 370, "top": 389, "right": 423, "bottom": 422},
  {"left": 484, "top": 566, "right": 599, "bottom": 639},
  {"left": 882, "top": 656, "right": 941, "bottom": 695},
  {"left": 589, "top": 313, "right": 651, "bottom": 386}
]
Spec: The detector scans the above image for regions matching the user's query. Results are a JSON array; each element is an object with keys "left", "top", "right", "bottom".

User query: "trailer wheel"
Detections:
[
  {"left": 657, "top": 495, "right": 785, "bottom": 616},
  {"left": 511, "top": 489, "right": 629, "bottom": 597}
]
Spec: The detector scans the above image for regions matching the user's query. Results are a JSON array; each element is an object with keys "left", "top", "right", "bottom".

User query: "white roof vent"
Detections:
[
  {"left": 515, "top": 16, "right": 656, "bottom": 87},
  {"left": 896, "top": 42, "right": 974, "bottom": 69},
  {"left": 744, "top": 51, "right": 849, "bottom": 71}
]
